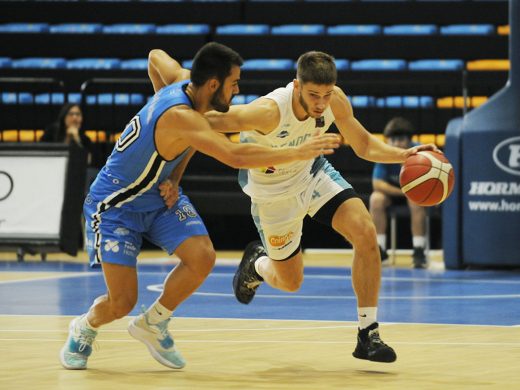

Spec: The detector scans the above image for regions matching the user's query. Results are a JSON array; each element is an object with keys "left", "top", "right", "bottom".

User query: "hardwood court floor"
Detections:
[
  {"left": 0, "top": 250, "right": 519, "bottom": 389},
  {"left": 0, "top": 316, "right": 518, "bottom": 390}
]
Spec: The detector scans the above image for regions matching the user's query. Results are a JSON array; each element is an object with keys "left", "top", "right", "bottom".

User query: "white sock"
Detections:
[
  {"left": 357, "top": 307, "right": 378, "bottom": 330},
  {"left": 377, "top": 234, "right": 387, "bottom": 250},
  {"left": 254, "top": 256, "right": 269, "bottom": 279},
  {"left": 145, "top": 300, "right": 173, "bottom": 325},
  {"left": 79, "top": 313, "right": 98, "bottom": 331},
  {"left": 413, "top": 236, "right": 426, "bottom": 248}
]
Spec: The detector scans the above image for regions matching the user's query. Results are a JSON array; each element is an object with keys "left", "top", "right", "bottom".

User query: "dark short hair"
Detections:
[
  {"left": 383, "top": 117, "right": 415, "bottom": 138},
  {"left": 296, "top": 51, "right": 337, "bottom": 85},
  {"left": 191, "top": 42, "right": 243, "bottom": 87}
]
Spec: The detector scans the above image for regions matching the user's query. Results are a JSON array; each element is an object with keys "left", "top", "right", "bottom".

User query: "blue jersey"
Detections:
[
  {"left": 372, "top": 142, "right": 420, "bottom": 187},
  {"left": 89, "top": 80, "right": 192, "bottom": 212}
]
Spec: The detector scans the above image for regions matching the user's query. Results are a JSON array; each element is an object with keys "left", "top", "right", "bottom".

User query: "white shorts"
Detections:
[{"left": 250, "top": 160, "right": 354, "bottom": 260}]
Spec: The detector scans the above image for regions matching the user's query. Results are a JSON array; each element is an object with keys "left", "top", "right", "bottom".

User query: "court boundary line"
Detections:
[{"left": 0, "top": 314, "right": 517, "bottom": 328}]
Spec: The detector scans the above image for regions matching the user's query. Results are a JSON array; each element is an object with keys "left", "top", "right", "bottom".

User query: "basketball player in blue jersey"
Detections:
[
  {"left": 60, "top": 43, "right": 342, "bottom": 370},
  {"left": 206, "top": 51, "right": 440, "bottom": 363}
]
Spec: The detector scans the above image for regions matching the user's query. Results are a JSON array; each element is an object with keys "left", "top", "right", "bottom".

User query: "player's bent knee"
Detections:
[
  {"left": 349, "top": 219, "right": 377, "bottom": 247},
  {"left": 369, "top": 191, "right": 386, "bottom": 210}
]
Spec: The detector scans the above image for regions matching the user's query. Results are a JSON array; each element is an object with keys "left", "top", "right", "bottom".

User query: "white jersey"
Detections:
[{"left": 239, "top": 82, "right": 336, "bottom": 202}]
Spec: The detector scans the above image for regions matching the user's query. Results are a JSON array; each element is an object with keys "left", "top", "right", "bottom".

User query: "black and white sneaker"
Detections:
[
  {"left": 232, "top": 241, "right": 265, "bottom": 304},
  {"left": 379, "top": 246, "right": 390, "bottom": 267},
  {"left": 352, "top": 322, "right": 397, "bottom": 363},
  {"left": 412, "top": 247, "right": 427, "bottom": 269}
]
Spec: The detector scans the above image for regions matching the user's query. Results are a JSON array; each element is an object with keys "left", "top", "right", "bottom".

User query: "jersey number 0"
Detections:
[{"left": 116, "top": 115, "right": 141, "bottom": 152}]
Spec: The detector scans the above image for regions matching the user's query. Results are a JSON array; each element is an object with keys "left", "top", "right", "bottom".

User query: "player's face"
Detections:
[
  {"left": 210, "top": 65, "right": 241, "bottom": 113},
  {"left": 298, "top": 82, "right": 335, "bottom": 118}
]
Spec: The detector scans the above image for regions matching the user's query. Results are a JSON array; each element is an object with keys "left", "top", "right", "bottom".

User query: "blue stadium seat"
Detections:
[
  {"left": 68, "top": 93, "right": 82, "bottom": 104},
  {"left": 378, "top": 96, "right": 434, "bottom": 108},
  {"left": 1, "top": 93, "right": 34, "bottom": 105},
  {"left": 334, "top": 59, "right": 349, "bottom": 70},
  {"left": 49, "top": 23, "right": 102, "bottom": 34},
  {"left": 0, "top": 23, "right": 49, "bottom": 33},
  {"left": 216, "top": 24, "right": 270, "bottom": 35},
  {"left": 0, "top": 57, "right": 11, "bottom": 68},
  {"left": 12, "top": 58, "right": 67, "bottom": 69},
  {"left": 440, "top": 24, "right": 495, "bottom": 35},
  {"left": 350, "top": 59, "right": 406, "bottom": 71},
  {"left": 182, "top": 60, "right": 193, "bottom": 69},
  {"left": 120, "top": 59, "right": 148, "bottom": 70},
  {"left": 408, "top": 59, "right": 464, "bottom": 71},
  {"left": 156, "top": 24, "right": 209, "bottom": 35},
  {"left": 271, "top": 25, "right": 325, "bottom": 35},
  {"left": 383, "top": 25, "right": 437, "bottom": 35},
  {"left": 351, "top": 96, "right": 375, "bottom": 108},
  {"left": 102, "top": 24, "right": 156, "bottom": 34},
  {"left": 242, "top": 59, "right": 294, "bottom": 70},
  {"left": 66, "top": 58, "right": 121, "bottom": 70},
  {"left": 327, "top": 25, "right": 381, "bottom": 35},
  {"left": 35, "top": 93, "right": 65, "bottom": 105},
  {"left": 246, "top": 95, "right": 259, "bottom": 103},
  {"left": 232, "top": 95, "right": 247, "bottom": 105}
]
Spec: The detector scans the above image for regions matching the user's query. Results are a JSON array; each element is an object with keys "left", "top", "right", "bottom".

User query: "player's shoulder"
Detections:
[
  {"left": 330, "top": 85, "right": 352, "bottom": 118},
  {"left": 160, "top": 104, "right": 204, "bottom": 129}
]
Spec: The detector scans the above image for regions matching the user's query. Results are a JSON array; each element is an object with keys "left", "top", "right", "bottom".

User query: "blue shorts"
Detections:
[{"left": 84, "top": 194, "right": 208, "bottom": 268}]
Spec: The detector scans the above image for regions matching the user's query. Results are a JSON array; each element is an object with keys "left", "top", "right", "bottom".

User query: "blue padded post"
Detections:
[{"left": 443, "top": 0, "right": 520, "bottom": 268}]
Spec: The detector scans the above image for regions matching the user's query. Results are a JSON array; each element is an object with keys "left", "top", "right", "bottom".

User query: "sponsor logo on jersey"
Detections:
[
  {"left": 114, "top": 227, "right": 130, "bottom": 236},
  {"left": 269, "top": 232, "right": 294, "bottom": 247},
  {"left": 277, "top": 130, "right": 290, "bottom": 138},
  {"left": 104, "top": 240, "right": 120, "bottom": 253},
  {"left": 262, "top": 166, "right": 276, "bottom": 174}
]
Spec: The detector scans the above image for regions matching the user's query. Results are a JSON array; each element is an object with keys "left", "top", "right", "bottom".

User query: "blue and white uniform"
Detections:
[
  {"left": 84, "top": 80, "right": 208, "bottom": 267},
  {"left": 239, "top": 82, "right": 355, "bottom": 260}
]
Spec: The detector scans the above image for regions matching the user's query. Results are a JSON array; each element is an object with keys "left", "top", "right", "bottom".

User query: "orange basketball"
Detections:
[{"left": 399, "top": 151, "right": 455, "bottom": 206}]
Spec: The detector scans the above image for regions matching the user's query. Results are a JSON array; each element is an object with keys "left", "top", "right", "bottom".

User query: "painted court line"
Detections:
[
  {"left": 0, "top": 338, "right": 518, "bottom": 347},
  {"left": 0, "top": 272, "right": 98, "bottom": 285}
]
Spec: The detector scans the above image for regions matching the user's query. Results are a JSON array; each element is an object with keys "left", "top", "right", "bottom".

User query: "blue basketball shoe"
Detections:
[
  {"left": 60, "top": 315, "right": 98, "bottom": 370},
  {"left": 128, "top": 309, "right": 186, "bottom": 369}
]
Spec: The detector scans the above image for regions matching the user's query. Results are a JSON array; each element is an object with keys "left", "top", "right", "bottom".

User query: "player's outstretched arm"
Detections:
[
  {"left": 170, "top": 108, "right": 341, "bottom": 168},
  {"left": 332, "top": 87, "right": 441, "bottom": 163},
  {"left": 148, "top": 49, "right": 191, "bottom": 93},
  {"left": 205, "top": 98, "right": 279, "bottom": 134}
]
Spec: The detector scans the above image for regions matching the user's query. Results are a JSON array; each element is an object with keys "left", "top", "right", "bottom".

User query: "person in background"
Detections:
[
  {"left": 41, "top": 103, "right": 94, "bottom": 162},
  {"left": 369, "top": 117, "right": 428, "bottom": 269}
]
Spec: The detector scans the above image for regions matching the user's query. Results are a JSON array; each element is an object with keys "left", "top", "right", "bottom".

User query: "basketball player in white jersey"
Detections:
[{"left": 204, "top": 51, "right": 440, "bottom": 363}]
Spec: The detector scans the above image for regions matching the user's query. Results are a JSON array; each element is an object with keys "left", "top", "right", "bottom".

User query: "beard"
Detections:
[
  {"left": 298, "top": 92, "right": 316, "bottom": 118},
  {"left": 211, "top": 85, "right": 231, "bottom": 113},
  {"left": 298, "top": 92, "right": 322, "bottom": 118}
]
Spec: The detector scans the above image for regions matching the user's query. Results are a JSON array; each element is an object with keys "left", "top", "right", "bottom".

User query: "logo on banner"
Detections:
[
  {"left": 0, "top": 171, "right": 13, "bottom": 201},
  {"left": 493, "top": 136, "right": 520, "bottom": 176}
]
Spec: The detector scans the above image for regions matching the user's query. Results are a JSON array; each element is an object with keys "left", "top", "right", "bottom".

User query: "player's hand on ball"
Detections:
[
  {"left": 404, "top": 143, "right": 442, "bottom": 158},
  {"left": 159, "top": 179, "right": 179, "bottom": 209}
]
